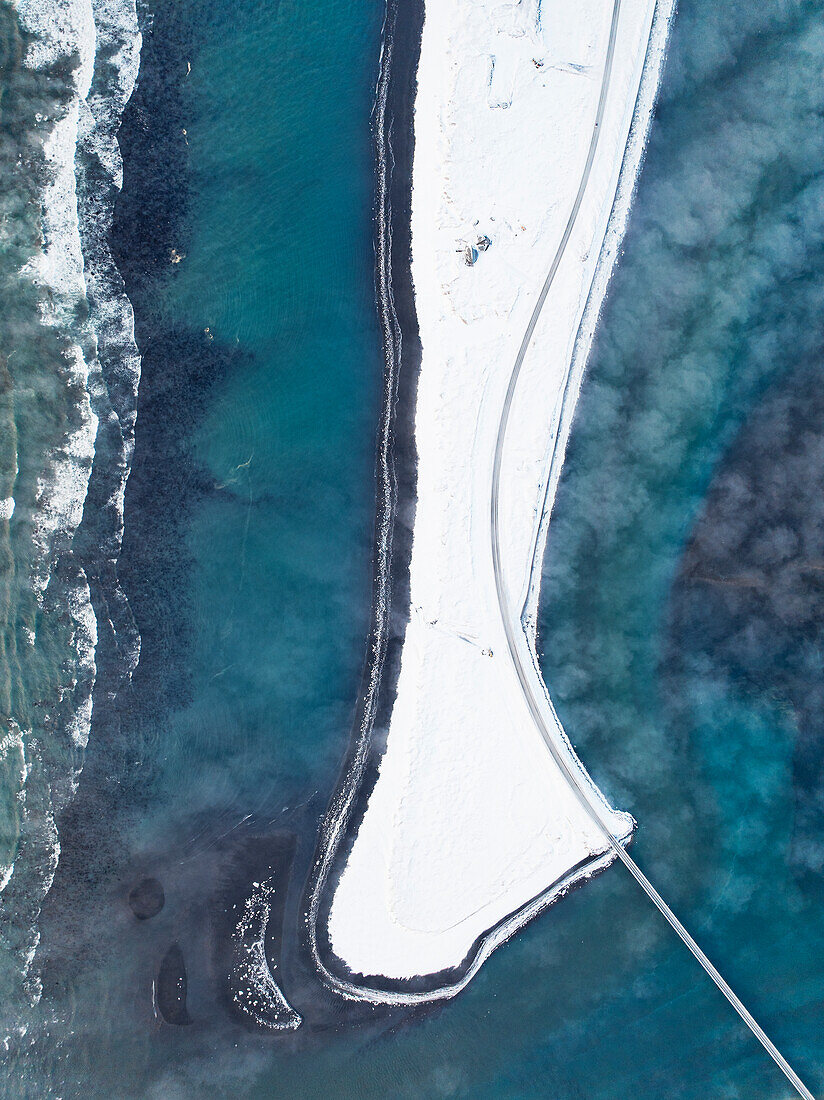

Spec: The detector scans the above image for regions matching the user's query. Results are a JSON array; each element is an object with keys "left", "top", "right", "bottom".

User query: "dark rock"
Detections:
[
  {"left": 128, "top": 876, "right": 165, "bottom": 920},
  {"left": 156, "top": 943, "right": 191, "bottom": 1025}
]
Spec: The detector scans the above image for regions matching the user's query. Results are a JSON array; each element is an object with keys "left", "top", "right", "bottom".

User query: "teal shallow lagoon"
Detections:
[{"left": 2, "top": 0, "right": 824, "bottom": 1095}]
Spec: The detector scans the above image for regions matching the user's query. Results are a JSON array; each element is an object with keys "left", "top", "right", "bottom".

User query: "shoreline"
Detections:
[
  {"left": 39, "top": 0, "right": 393, "bottom": 1046},
  {"left": 310, "top": 0, "right": 677, "bottom": 1001},
  {"left": 305, "top": 0, "right": 426, "bottom": 998},
  {"left": 525, "top": 0, "right": 677, "bottom": 640},
  {"left": 0, "top": 0, "right": 141, "bottom": 1010}
]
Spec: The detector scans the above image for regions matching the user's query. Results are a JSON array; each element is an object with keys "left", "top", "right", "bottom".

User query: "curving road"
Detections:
[{"left": 489, "top": 2, "right": 813, "bottom": 1096}]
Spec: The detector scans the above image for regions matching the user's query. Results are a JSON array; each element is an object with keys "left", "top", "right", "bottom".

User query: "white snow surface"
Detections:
[{"left": 327, "top": 0, "right": 673, "bottom": 989}]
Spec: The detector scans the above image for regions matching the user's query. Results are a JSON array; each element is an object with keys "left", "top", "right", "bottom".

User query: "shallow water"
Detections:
[
  {"left": 536, "top": 1, "right": 824, "bottom": 1094},
  {"left": 1, "top": 0, "right": 823, "bottom": 1096}
]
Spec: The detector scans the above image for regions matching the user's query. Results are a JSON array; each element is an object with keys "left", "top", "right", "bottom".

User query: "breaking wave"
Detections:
[{"left": 0, "top": 0, "right": 141, "bottom": 1014}]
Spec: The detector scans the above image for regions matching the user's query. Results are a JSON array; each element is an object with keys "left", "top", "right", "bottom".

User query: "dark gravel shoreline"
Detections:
[{"left": 302, "top": 0, "right": 427, "bottom": 1001}]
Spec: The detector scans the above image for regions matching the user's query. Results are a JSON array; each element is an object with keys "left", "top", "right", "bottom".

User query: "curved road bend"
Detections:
[{"left": 489, "top": 2, "right": 814, "bottom": 1096}]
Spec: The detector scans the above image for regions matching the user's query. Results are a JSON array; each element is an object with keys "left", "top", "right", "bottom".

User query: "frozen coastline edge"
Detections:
[
  {"left": 307, "top": 0, "right": 677, "bottom": 1005},
  {"left": 304, "top": 0, "right": 426, "bottom": 1000}
]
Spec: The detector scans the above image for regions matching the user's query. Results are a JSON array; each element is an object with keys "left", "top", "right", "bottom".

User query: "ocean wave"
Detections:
[
  {"left": 17, "top": 0, "right": 98, "bottom": 601},
  {"left": 74, "top": 0, "right": 142, "bottom": 680},
  {"left": 0, "top": 0, "right": 141, "bottom": 1010}
]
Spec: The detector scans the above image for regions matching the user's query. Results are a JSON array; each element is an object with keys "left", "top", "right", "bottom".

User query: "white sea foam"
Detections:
[
  {"left": 3, "top": 4, "right": 100, "bottom": 956},
  {"left": 2, "top": 0, "right": 141, "bottom": 1003},
  {"left": 10, "top": 0, "right": 140, "bottom": 764},
  {"left": 318, "top": 0, "right": 676, "bottom": 997},
  {"left": 17, "top": 0, "right": 98, "bottom": 601},
  {"left": 78, "top": 0, "right": 142, "bottom": 580},
  {"left": 0, "top": 724, "right": 26, "bottom": 894}
]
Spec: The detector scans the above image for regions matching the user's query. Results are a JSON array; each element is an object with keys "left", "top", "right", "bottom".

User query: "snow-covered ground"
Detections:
[{"left": 325, "top": 0, "right": 674, "bottom": 995}]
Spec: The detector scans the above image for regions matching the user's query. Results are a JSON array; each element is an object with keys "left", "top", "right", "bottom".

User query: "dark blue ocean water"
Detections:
[{"left": 2, "top": 0, "right": 823, "bottom": 1096}]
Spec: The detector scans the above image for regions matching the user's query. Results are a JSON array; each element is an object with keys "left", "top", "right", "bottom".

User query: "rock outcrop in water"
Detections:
[
  {"left": 128, "top": 876, "right": 165, "bottom": 920},
  {"left": 156, "top": 943, "right": 191, "bottom": 1025}
]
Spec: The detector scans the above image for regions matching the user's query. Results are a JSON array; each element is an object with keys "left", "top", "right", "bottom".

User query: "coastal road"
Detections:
[{"left": 489, "top": 2, "right": 814, "bottom": 1096}]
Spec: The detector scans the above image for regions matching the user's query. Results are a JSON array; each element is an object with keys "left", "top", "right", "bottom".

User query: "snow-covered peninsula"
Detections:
[{"left": 314, "top": 0, "right": 675, "bottom": 1000}]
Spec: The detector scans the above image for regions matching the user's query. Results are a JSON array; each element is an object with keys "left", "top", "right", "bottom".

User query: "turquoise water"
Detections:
[
  {"left": 535, "top": 1, "right": 824, "bottom": 1094},
  {"left": 119, "top": 0, "right": 384, "bottom": 857},
  {"left": 2, "top": 0, "right": 824, "bottom": 1095}
]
